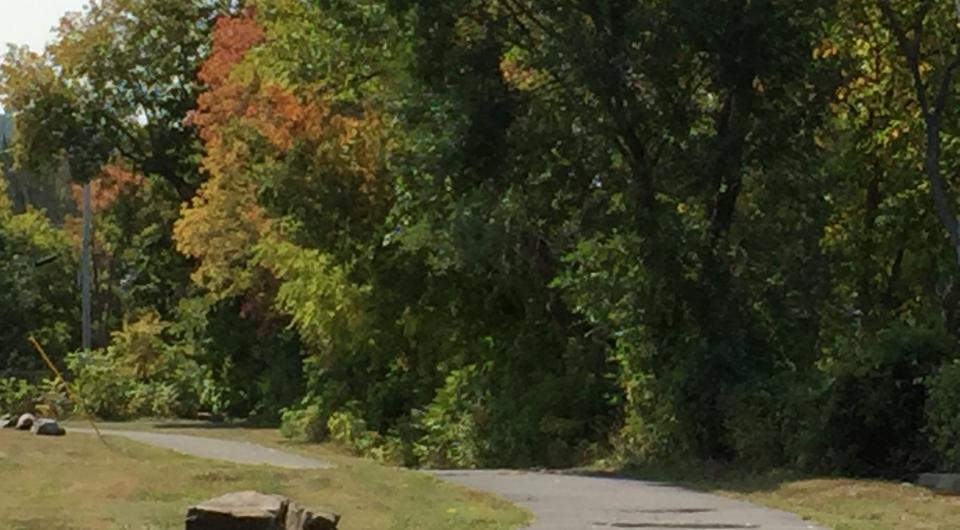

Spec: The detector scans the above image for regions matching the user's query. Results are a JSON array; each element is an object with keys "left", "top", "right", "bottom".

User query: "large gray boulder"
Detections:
[
  {"left": 15, "top": 413, "right": 35, "bottom": 431},
  {"left": 184, "top": 491, "right": 339, "bottom": 530},
  {"left": 31, "top": 418, "right": 65, "bottom": 436}
]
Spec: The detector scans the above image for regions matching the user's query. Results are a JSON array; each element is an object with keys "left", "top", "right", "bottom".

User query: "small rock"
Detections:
[
  {"left": 15, "top": 413, "right": 36, "bottom": 431},
  {"left": 185, "top": 491, "right": 339, "bottom": 530},
  {"left": 286, "top": 500, "right": 340, "bottom": 530},
  {"left": 0, "top": 414, "right": 16, "bottom": 429},
  {"left": 31, "top": 418, "right": 65, "bottom": 436}
]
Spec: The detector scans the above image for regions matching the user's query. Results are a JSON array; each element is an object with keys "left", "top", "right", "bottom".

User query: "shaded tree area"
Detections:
[{"left": 3, "top": 0, "right": 960, "bottom": 475}]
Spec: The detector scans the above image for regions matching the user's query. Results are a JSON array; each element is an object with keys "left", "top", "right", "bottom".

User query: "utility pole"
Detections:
[{"left": 81, "top": 182, "right": 92, "bottom": 351}]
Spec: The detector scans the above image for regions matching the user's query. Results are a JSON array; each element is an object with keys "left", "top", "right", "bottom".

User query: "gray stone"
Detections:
[
  {"left": 285, "top": 500, "right": 340, "bottom": 530},
  {"left": 0, "top": 414, "right": 16, "bottom": 429},
  {"left": 15, "top": 413, "right": 35, "bottom": 431},
  {"left": 918, "top": 473, "right": 960, "bottom": 493},
  {"left": 184, "top": 491, "right": 339, "bottom": 530},
  {"left": 31, "top": 418, "right": 65, "bottom": 436}
]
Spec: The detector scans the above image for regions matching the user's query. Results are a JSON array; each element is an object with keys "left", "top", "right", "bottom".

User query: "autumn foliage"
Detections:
[{"left": 177, "top": 4, "right": 387, "bottom": 303}]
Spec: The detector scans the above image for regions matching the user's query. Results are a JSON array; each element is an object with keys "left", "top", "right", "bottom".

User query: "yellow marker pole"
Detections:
[{"left": 27, "top": 335, "right": 108, "bottom": 446}]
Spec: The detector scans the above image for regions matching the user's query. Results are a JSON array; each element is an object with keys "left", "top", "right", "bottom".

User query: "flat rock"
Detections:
[
  {"left": 15, "top": 413, "right": 35, "bottom": 431},
  {"left": 31, "top": 418, "right": 65, "bottom": 436},
  {"left": 185, "top": 491, "right": 339, "bottom": 530},
  {"left": 185, "top": 491, "right": 285, "bottom": 530}
]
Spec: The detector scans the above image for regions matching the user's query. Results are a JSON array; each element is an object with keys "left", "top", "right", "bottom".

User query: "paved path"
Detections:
[
  {"left": 433, "top": 470, "right": 828, "bottom": 530},
  {"left": 72, "top": 428, "right": 332, "bottom": 469},
  {"left": 74, "top": 428, "right": 826, "bottom": 529}
]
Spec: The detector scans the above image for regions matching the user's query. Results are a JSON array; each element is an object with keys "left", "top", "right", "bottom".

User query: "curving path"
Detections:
[
  {"left": 72, "top": 428, "right": 332, "bottom": 469},
  {"left": 74, "top": 428, "right": 826, "bottom": 529},
  {"left": 432, "top": 470, "right": 826, "bottom": 530}
]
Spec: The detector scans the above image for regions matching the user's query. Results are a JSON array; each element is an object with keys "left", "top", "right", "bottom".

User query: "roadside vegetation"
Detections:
[{"left": 4, "top": 3, "right": 960, "bottom": 527}]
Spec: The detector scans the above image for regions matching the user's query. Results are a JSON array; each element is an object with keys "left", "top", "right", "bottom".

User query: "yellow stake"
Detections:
[{"left": 27, "top": 335, "right": 108, "bottom": 446}]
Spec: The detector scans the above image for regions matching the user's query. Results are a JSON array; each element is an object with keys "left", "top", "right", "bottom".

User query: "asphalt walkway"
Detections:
[
  {"left": 72, "top": 428, "right": 332, "bottom": 469},
  {"left": 434, "top": 470, "right": 827, "bottom": 530},
  {"left": 74, "top": 428, "right": 827, "bottom": 529}
]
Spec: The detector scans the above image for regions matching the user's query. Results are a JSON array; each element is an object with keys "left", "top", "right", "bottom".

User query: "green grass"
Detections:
[
  {"left": 0, "top": 427, "right": 530, "bottom": 530},
  {"left": 615, "top": 461, "right": 960, "bottom": 530}
]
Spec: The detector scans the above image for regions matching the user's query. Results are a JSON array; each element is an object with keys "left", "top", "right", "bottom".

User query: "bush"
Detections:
[
  {"left": 280, "top": 398, "right": 330, "bottom": 441},
  {"left": 69, "top": 349, "right": 208, "bottom": 420},
  {"left": 811, "top": 324, "right": 950, "bottom": 476},
  {"left": 413, "top": 364, "right": 491, "bottom": 469},
  {"left": 327, "top": 409, "right": 387, "bottom": 456},
  {"left": 719, "top": 383, "right": 786, "bottom": 468},
  {"left": 926, "top": 361, "right": 960, "bottom": 471},
  {"left": 35, "top": 377, "right": 72, "bottom": 418},
  {"left": 279, "top": 398, "right": 407, "bottom": 464},
  {"left": 67, "top": 312, "right": 210, "bottom": 420},
  {"left": 0, "top": 377, "right": 72, "bottom": 418},
  {"left": 0, "top": 377, "right": 39, "bottom": 414},
  {"left": 68, "top": 349, "right": 136, "bottom": 419}
]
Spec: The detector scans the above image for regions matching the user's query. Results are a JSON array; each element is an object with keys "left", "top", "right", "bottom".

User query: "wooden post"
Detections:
[{"left": 81, "top": 182, "right": 92, "bottom": 351}]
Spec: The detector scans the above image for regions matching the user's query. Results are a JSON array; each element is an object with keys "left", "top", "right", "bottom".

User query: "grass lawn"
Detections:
[
  {"left": 0, "top": 427, "right": 530, "bottom": 530},
  {"left": 618, "top": 461, "right": 960, "bottom": 530}
]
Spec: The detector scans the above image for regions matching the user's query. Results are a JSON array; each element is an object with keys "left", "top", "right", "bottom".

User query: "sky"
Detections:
[
  {"left": 0, "top": 0, "right": 88, "bottom": 57},
  {"left": 0, "top": 1, "right": 88, "bottom": 111}
]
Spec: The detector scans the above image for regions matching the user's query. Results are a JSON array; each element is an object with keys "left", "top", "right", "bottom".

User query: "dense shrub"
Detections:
[
  {"left": 0, "top": 376, "right": 73, "bottom": 417},
  {"left": 811, "top": 324, "right": 951, "bottom": 476},
  {"left": 68, "top": 312, "right": 211, "bottom": 420},
  {"left": 279, "top": 398, "right": 407, "bottom": 464},
  {"left": 926, "top": 361, "right": 960, "bottom": 472},
  {"left": 280, "top": 398, "right": 330, "bottom": 441},
  {"left": 413, "top": 364, "right": 491, "bottom": 469},
  {"left": 0, "top": 377, "right": 38, "bottom": 414},
  {"left": 719, "top": 382, "right": 789, "bottom": 468}
]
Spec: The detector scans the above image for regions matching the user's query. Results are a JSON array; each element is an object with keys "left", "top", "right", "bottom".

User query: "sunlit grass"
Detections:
[
  {"left": 619, "top": 461, "right": 960, "bottom": 530},
  {"left": 0, "top": 428, "right": 530, "bottom": 530}
]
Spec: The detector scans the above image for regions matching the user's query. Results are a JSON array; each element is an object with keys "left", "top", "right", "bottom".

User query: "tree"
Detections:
[
  {"left": 877, "top": 0, "right": 960, "bottom": 267},
  {"left": 1, "top": 0, "right": 233, "bottom": 196}
]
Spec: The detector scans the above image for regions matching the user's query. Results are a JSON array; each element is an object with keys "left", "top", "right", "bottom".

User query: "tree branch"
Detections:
[{"left": 878, "top": 0, "right": 929, "bottom": 113}]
